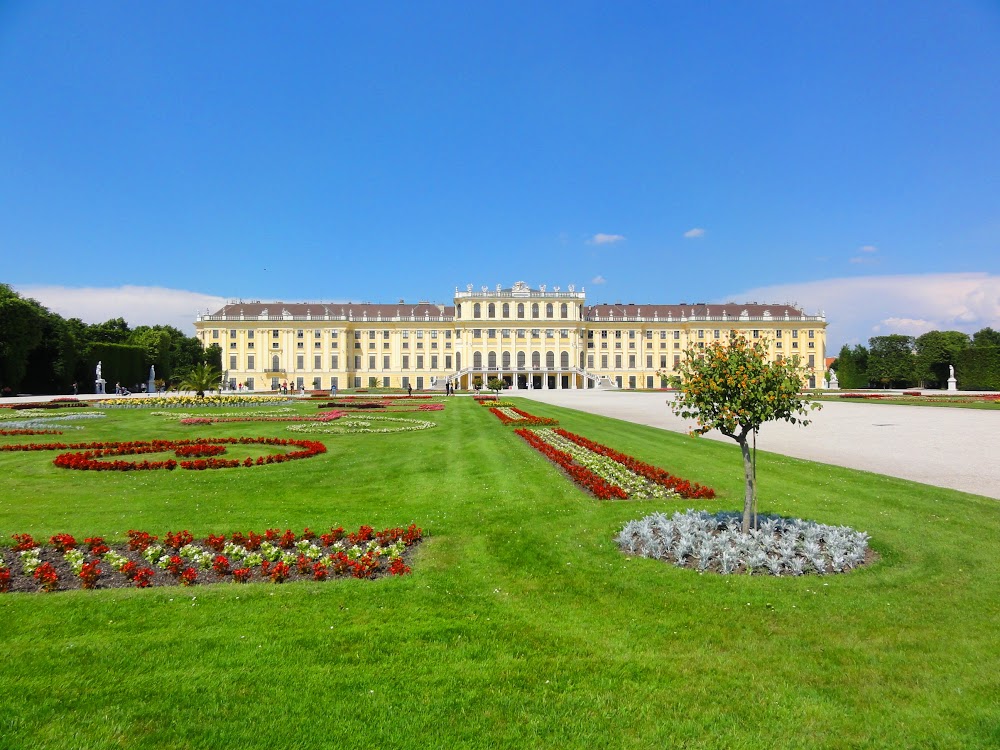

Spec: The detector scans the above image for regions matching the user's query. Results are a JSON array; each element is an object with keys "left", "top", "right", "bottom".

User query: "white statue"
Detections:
[
  {"left": 949, "top": 364, "right": 955, "bottom": 379},
  {"left": 96, "top": 361, "right": 102, "bottom": 380}
]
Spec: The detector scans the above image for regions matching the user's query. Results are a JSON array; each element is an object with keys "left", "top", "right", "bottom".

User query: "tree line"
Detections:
[
  {"left": 833, "top": 328, "right": 1000, "bottom": 390},
  {"left": 0, "top": 284, "right": 220, "bottom": 396}
]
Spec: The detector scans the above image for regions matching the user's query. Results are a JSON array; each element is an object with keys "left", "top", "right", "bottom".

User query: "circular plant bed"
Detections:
[{"left": 616, "top": 510, "right": 874, "bottom": 576}]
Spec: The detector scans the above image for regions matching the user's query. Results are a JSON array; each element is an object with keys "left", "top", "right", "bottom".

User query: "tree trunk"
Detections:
[{"left": 739, "top": 437, "right": 755, "bottom": 533}]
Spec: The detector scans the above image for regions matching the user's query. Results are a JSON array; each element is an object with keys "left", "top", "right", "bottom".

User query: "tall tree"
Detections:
[
  {"left": 87, "top": 317, "right": 131, "bottom": 345},
  {"left": 972, "top": 327, "right": 1000, "bottom": 348},
  {"left": 867, "top": 335, "right": 916, "bottom": 388},
  {"left": 0, "top": 285, "right": 45, "bottom": 392},
  {"left": 667, "top": 335, "right": 820, "bottom": 532},
  {"left": 915, "top": 331, "right": 970, "bottom": 387}
]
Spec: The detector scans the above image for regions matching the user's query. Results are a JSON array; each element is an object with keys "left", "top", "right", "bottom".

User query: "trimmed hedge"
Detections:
[
  {"left": 87, "top": 343, "right": 147, "bottom": 390},
  {"left": 955, "top": 346, "right": 1000, "bottom": 390}
]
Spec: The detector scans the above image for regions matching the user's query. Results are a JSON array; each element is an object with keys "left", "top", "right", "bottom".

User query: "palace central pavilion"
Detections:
[{"left": 195, "top": 281, "right": 827, "bottom": 391}]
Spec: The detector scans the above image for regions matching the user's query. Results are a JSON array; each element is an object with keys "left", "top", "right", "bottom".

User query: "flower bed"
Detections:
[
  {"left": 0, "top": 525, "right": 422, "bottom": 593},
  {"left": 515, "top": 428, "right": 716, "bottom": 501},
  {"left": 315, "top": 402, "right": 445, "bottom": 412},
  {"left": 0, "top": 400, "right": 89, "bottom": 411},
  {"left": 153, "top": 408, "right": 296, "bottom": 420},
  {"left": 489, "top": 406, "right": 558, "bottom": 427},
  {"left": 96, "top": 395, "right": 291, "bottom": 409},
  {"left": 178, "top": 411, "right": 344, "bottom": 426},
  {"left": 515, "top": 428, "right": 626, "bottom": 499},
  {"left": 0, "top": 437, "right": 326, "bottom": 471},
  {"left": 616, "top": 510, "right": 872, "bottom": 576},
  {"left": 552, "top": 429, "right": 715, "bottom": 499},
  {"left": 287, "top": 416, "right": 438, "bottom": 435}
]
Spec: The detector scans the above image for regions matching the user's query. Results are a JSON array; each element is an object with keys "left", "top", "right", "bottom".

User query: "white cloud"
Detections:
[
  {"left": 589, "top": 233, "right": 625, "bottom": 245},
  {"left": 720, "top": 272, "right": 1000, "bottom": 350},
  {"left": 13, "top": 285, "right": 227, "bottom": 334},
  {"left": 858, "top": 245, "right": 878, "bottom": 253},
  {"left": 683, "top": 227, "right": 705, "bottom": 239},
  {"left": 592, "top": 275, "right": 607, "bottom": 285}
]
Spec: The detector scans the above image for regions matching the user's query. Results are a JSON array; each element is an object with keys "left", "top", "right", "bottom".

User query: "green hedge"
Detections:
[
  {"left": 87, "top": 342, "right": 147, "bottom": 390},
  {"left": 955, "top": 346, "right": 1000, "bottom": 390}
]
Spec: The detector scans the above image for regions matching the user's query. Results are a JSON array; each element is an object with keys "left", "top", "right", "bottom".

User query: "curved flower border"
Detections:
[{"left": 0, "top": 437, "right": 327, "bottom": 471}]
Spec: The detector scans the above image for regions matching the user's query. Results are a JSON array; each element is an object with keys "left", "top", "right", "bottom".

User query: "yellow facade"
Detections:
[{"left": 194, "top": 282, "right": 827, "bottom": 391}]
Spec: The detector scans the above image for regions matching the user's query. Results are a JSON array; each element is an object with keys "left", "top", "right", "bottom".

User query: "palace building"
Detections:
[{"left": 194, "top": 281, "right": 827, "bottom": 391}]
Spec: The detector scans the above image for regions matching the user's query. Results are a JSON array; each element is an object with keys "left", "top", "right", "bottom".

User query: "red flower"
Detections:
[
  {"left": 79, "top": 561, "right": 101, "bottom": 589},
  {"left": 33, "top": 563, "right": 59, "bottom": 592}
]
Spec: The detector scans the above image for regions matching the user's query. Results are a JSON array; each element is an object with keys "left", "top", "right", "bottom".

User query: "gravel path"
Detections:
[{"left": 515, "top": 390, "right": 1000, "bottom": 499}]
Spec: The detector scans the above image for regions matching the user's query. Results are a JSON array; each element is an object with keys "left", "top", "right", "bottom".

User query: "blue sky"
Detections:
[{"left": 2, "top": 1, "right": 998, "bottom": 350}]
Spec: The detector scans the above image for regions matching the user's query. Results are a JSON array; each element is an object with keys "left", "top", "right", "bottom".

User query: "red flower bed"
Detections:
[
  {"left": 514, "top": 428, "right": 627, "bottom": 500},
  {"left": 1, "top": 524, "right": 424, "bottom": 593},
  {"left": 552, "top": 428, "right": 715, "bottom": 499},
  {"left": 490, "top": 407, "right": 558, "bottom": 427},
  {"left": 0, "top": 437, "right": 326, "bottom": 471}
]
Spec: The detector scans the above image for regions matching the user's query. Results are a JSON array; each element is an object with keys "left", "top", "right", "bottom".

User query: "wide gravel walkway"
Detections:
[{"left": 515, "top": 390, "right": 1000, "bottom": 499}]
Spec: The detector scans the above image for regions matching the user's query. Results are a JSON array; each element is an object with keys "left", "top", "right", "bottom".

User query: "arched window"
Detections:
[
  {"left": 517, "top": 303, "right": 525, "bottom": 319},
  {"left": 560, "top": 351, "right": 570, "bottom": 369},
  {"left": 502, "top": 351, "right": 511, "bottom": 368},
  {"left": 560, "top": 303, "right": 568, "bottom": 319},
  {"left": 532, "top": 303, "right": 539, "bottom": 319},
  {"left": 502, "top": 303, "right": 510, "bottom": 318},
  {"left": 546, "top": 303, "right": 554, "bottom": 318},
  {"left": 272, "top": 355, "right": 280, "bottom": 371},
  {"left": 532, "top": 352, "right": 541, "bottom": 369},
  {"left": 546, "top": 351, "right": 555, "bottom": 369},
  {"left": 473, "top": 303, "right": 481, "bottom": 319},
  {"left": 473, "top": 352, "right": 483, "bottom": 368},
  {"left": 517, "top": 351, "right": 526, "bottom": 368},
  {"left": 487, "top": 303, "right": 496, "bottom": 318},
  {"left": 488, "top": 351, "right": 497, "bottom": 369}
]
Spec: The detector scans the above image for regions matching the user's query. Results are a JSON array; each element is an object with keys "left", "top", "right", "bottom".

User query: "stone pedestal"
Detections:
[
  {"left": 829, "top": 372, "right": 839, "bottom": 390},
  {"left": 947, "top": 376, "right": 958, "bottom": 392},
  {"left": 95, "top": 379, "right": 106, "bottom": 395}
]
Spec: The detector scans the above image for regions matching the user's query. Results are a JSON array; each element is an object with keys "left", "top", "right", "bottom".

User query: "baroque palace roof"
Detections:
[{"left": 198, "top": 283, "right": 823, "bottom": 323}]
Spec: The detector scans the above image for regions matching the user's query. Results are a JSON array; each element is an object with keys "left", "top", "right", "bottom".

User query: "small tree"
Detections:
[
  {"left": 667, "top": 335, "right": 820, "bottom": 532},
  {"left": 487, "top": 377, "right": 506, "bottom": 397}
]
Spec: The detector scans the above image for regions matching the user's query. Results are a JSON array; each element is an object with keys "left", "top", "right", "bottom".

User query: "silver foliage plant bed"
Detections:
[{"left": 616, "top": 510, "right": 872, "bottom": 576}]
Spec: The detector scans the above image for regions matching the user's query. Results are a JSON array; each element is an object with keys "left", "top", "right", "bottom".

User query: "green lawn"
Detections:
[
  {"left": 811, "top": 394, "right": 1000, "bottom": 409},
  {"left": 1, "top": 398, "right": 998, "bottom": 749}
]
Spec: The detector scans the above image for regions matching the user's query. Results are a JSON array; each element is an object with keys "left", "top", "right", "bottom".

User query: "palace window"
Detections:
[
  {"left": 546, "top": 303, "right": 554, "bottom": 318},
  {"left": 474, "top": 303, "right": 481, "bottom": 319},
  {"left": 247, "top": 355, "right": 255, "bottom": 370},
  {"left": 560, "top": 303, "right": 568, "bottom": 319},
  {"left": 488, "top": 303, "right": 496, "bottom": 318},
  {"left": 502, "top": 303, "right": 510, "bottom": 318}
]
